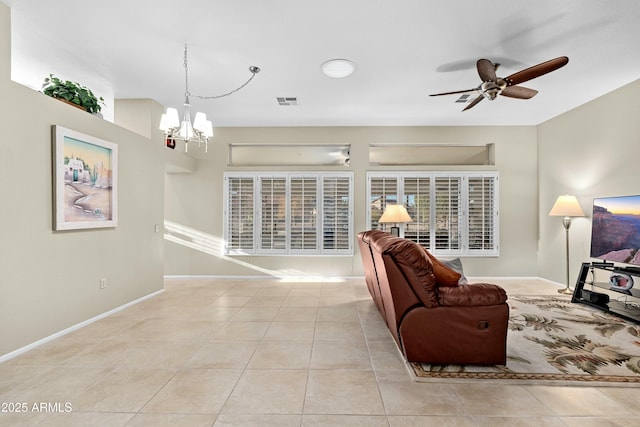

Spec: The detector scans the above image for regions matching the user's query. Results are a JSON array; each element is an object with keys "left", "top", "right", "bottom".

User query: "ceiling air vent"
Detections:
[
  {"left": 277, "top": 97, "right": 299, "bottom": 106},
  {"left": 455, "top": 94, "right": 472, "bottom": 103}
]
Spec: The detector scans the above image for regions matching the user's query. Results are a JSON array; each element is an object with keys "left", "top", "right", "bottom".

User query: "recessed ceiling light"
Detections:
[{"left": 321, "top": 59, "right": 355, "bottom": 78}]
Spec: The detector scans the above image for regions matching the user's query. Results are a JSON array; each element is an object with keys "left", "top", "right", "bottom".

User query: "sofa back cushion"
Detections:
[
  {"left": 421, "top": 247, "right": 462, "bottom": 287},
  {"left": 357, "top": 231, "right": 378, "bottom": 290},
  {"left": 373, "top": 237, "right": 438, "bottom": 308},
  {"left": 357, "top": 230, "right": 390, "bottom": 315}
]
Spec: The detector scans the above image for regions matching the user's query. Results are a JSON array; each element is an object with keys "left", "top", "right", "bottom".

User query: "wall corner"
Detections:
[{"left": 0, "top": 2, "right": 11, "bottom": 84}]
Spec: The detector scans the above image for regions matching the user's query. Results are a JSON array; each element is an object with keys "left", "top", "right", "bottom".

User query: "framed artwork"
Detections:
[{"left": 53, "top": 125, "right": 118, "bottom": 230}]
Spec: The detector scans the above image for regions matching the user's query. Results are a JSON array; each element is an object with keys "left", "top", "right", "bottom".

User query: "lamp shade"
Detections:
[
  {"left": 192, "top": 112, "right": 208, "bottom": 132},
  {"left": 178, "top": 120, "right": 195, "bottom": 139},
  {"left": 378, "top": 204, "right": 413, "bottom": 223},
  {"left": 165, "top": 108, "right": 180, "bottom": 129},
  {"left": 204, "top": 120, "right": 214, "bottom": 138},
  {"left": 549, "top": 195, "right": 584, "bottom": 217}
]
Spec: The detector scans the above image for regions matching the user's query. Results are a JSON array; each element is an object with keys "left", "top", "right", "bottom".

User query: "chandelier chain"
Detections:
[
  {"left": 183, "top": 45, "right": 190, "bottom": 97},
  {"left": 182, "top": 44, "right": 260, "bottom": 100},
  {"left": 192, "top": 73, "right": 258, "bottom": 100}
]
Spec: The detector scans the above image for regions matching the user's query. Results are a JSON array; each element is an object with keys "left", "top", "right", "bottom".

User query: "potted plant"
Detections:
[{"left": 41, "top": 74, "right": 105, "bottom": 114}]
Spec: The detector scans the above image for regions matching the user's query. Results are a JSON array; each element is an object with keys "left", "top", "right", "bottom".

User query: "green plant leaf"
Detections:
[{"left": 40, "top": 73, "right": 104, "bottom": 113}]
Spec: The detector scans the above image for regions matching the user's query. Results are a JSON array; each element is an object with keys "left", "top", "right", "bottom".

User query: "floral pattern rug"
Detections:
[{"left": 410, "top": 295, "right": 640, "bottom": 385}]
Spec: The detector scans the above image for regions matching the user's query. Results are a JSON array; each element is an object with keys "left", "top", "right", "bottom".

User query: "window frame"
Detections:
[
  {"left": 366, "top": 171, "right": 499, "bottom": 257},
  {"left": 224, "top": 172, "right": 354, "bottom": 256}
]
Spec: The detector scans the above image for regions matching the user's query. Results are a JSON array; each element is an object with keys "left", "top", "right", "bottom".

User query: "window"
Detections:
[
  {"left": 224, "top": 172, "right": 353, "bottom": 255},
  {"left": 367, "top": 172, "right": 499, "bottom": 256},
  {"left": 226, "top": 176, "right": 254, "bottom": 252}
]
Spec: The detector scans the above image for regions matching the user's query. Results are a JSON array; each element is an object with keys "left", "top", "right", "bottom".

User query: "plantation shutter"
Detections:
[
  {"left": 402, "top": 177, "right": 430, "bottom": 247},
  {"left": 434, "top": 176, "right": 461, "bottom": 251},
  {"left": 322, "top": 176, "right": 351, "bottom": 251},
  {"left": 224, "top": 172, "right": 353, "bottom": 255},
  {"left": 468, "top": 175, "right": 498, "bottom": 252},
  {"left": 259, "top": 177, "right": 287, "bottom": 252},
  {"left": 225, "top": 176, "right": 255, "bottom": 252},
  {"left": 367, "top": 171, "right": 498, "bottom": 256},
  {"left": 290, "top": 176, "right": 318, "bottom": 251},
  {"left": 368, "top": 176, "right": 398, "bottom": 231}
]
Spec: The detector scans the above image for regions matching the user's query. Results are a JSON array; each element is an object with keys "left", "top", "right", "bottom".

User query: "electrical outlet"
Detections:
[{"left": 100, "top": 278, "right": 107, "bottom": 289}]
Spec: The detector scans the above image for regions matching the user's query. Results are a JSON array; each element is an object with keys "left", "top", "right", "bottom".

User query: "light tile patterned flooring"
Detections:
[{"left": 1, "top": 277, "right": 640, "bottom": 426}]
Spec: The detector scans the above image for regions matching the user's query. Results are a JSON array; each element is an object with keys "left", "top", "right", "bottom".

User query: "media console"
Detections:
[{"left": 572, "top": 262, "right": 640, "bottom": 323}]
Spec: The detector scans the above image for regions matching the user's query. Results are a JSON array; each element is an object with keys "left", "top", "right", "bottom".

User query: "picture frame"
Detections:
[{"left": 53, "top": 125, "right": 118, "bottom": 230}]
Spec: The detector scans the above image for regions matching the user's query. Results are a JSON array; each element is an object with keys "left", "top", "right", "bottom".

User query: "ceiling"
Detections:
[{"left": 4, "top": 0, "right": 640, "bottom": 127}]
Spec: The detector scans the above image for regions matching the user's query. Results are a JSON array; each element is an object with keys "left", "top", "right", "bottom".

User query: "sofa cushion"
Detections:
[
  {"left": 421, "top": 248, "right": 462, "bottom": 287},
  {"left": 441, "top": 257, "right": 468, "bottom": 285},
  {"left": 437, "top": 283, "right": 507, "bottom": 307},
  {"left": 373, "top": 237, "right": 439, "bottom": 308}
]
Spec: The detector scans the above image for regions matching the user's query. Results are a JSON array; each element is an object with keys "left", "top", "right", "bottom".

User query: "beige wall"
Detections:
[
  {"left": 537, "top": 79, "right": 640, "bottom": 284},
  {"left": 0, "top": 1, "right": 8, "bottom": 83},
  {"left": 164, "top": 126, "right": 539, "bottom": 278},
  {"left": 0, "top": 3, "right": 165, "bottom": 356}
]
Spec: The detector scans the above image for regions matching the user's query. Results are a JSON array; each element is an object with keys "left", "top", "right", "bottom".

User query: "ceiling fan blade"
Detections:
[
  {"left": 505, "top": 56, "right": 568, "bottom": 86},
  {"left": 429, "top": 88, "right": 477, "bottom": 97},
  {"left": 462, "top": 95, "right": 484, "bottom": 111},
  {"left": 501, "top": 85, "right": 538, "bottom": 99},
  {"left": 477, "top": 59, "right": 497, "bottom": 82}
]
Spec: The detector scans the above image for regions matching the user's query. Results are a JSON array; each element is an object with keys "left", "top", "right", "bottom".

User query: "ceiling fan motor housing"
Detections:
[{"left": 480, "top": 79, "right": 507, "bottom": 100}]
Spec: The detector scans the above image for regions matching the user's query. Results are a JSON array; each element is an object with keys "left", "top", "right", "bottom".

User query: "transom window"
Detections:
[
  {"left": 367, "top": 172, "right": 499, "bottom": 256},
  {"left": 224, "top": 172, "right": 353, "bottom": 255}
]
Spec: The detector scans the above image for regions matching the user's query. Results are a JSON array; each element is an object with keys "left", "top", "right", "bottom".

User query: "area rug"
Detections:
[{"left": 409, "top": 295, "right": 640, "bottom": 386}]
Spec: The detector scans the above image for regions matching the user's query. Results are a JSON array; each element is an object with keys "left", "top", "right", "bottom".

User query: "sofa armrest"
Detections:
[{"left": 437, "top": 283, "right": 507, "bottom": 307}]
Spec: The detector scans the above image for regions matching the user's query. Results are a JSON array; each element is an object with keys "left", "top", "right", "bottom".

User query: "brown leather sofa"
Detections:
[{"left": 358, "top": 230, "right": 509, "bottom": 365}]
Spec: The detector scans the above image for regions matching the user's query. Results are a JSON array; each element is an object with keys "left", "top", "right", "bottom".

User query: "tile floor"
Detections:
[{"left": 1, "top": 277, "right": 640, "bottom": 426}]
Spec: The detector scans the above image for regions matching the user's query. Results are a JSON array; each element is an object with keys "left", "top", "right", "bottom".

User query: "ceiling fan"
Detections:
[{"left": 430, "top": 56, "right": 569, "bottom": 111}]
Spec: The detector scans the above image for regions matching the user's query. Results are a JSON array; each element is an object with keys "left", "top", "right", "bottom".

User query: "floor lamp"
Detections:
[
  {"left": 378, "top": 204, "right": 413, "bottom": 237},
  {"left": 549, "top": 195, "right": 585, "bottom": 294}
]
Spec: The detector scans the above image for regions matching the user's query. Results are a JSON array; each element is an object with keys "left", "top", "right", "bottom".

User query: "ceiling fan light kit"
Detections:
[{"left": 430, "top": 56, "right": 568, "bottom": 111}]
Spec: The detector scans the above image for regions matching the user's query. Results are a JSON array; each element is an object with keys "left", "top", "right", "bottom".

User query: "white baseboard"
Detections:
[
  {"left": 0, "top": 289, "right": 164, "bottom": 364},
  {"left": 472, "top": 276, "right": 564, "bottom": 286},
  {"left": 164, "top": 275, "right": 364, "bottom": 281},
  {"left": 165, "top": 274, "right": 565, "bottom": 286},
  {"left": 535, "top": 277, "right": 565, "bottom": 287}
]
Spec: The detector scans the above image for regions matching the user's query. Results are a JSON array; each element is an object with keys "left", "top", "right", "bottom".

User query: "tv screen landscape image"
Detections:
[{"left": 590, "top": 195, "right": 640, "bottom": 266}]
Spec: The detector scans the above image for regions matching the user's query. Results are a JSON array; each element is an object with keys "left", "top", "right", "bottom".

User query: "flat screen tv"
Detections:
[{"left": 590, "top": 195, "right": 640, "bottom": 266}]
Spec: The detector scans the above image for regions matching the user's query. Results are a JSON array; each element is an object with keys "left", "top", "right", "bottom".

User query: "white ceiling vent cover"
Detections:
[{"left": 277, "top": 97, "right": 299, "bottom": 106}]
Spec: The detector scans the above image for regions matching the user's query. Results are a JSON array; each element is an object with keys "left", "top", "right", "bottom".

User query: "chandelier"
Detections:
[{"left": 159, "top": 44, "right": 260, "bottom": 153}]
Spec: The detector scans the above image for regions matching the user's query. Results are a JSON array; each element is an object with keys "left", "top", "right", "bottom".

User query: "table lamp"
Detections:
[{"left": 378, "top": 204, "right": 412, "bottom": 237}]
